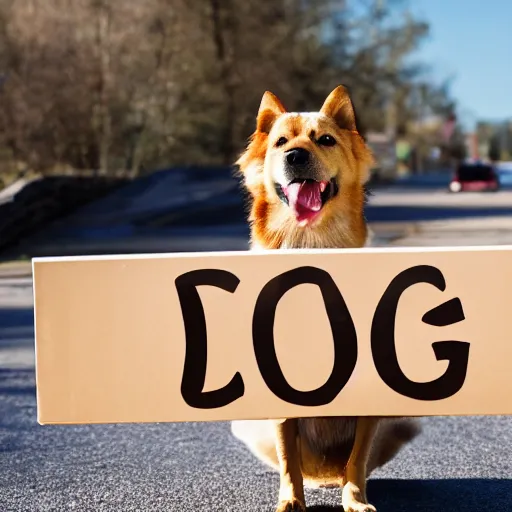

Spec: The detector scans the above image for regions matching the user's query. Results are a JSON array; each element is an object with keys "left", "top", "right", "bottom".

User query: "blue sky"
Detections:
[{"left": 411, "top": 0, "right": 512, "bottom": 128}]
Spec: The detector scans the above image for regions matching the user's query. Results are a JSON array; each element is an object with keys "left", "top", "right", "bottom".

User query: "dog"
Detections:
[{"left": 231, "top": 85, "right": 421, "bottom": 512}]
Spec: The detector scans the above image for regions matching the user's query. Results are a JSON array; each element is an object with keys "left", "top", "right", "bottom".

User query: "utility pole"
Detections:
[{"left": 373, "top": 0, "right": 398, "bottom": 176}]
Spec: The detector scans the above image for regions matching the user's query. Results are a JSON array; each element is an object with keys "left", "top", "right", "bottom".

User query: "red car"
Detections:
[{"left": 449, "top": 162, "right": 500, "bottom": 193}]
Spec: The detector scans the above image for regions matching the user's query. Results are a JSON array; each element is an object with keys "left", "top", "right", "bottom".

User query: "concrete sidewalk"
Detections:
[{"left": 377, "top": 216, "right": 512, "bottom": 247}]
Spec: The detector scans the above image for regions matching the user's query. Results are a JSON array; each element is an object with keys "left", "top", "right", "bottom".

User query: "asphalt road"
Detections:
[
  {"left": 5, "top": 168, "right": 512, "bottom": 259},
  {"left": 1, "top": 183, "right": 512, "bottom": 512}
]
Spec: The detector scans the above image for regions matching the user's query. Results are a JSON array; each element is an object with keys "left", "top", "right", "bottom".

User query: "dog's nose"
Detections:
[{"left": 286, "top": 148, "right": 310, "bottom": 167}]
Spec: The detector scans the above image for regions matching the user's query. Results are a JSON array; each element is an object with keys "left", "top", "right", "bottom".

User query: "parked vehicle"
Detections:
[{"left": 449, "top": 162, "right": 500, "bottom": 192}]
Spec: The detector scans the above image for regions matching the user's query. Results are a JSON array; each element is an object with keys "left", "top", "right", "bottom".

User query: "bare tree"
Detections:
[{"left": 0, "top": 0, "right": 457, "bottom": 180}]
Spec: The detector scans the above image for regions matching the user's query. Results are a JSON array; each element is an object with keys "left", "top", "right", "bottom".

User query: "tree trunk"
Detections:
[
  {"left": 93, "top": 0, "right": 112, "bottom": 174},
  {"left": 210, "top": 0, "right": 238, "bottom": 165}
]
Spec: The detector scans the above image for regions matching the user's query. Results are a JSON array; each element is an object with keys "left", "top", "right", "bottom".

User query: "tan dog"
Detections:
[{"left": 232, "top": 86, "right": 421, "bottom": 512}]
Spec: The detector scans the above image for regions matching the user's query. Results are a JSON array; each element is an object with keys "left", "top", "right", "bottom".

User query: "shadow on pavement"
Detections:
[
  {"left": 0, "top": 307, "right": 34, "bottom": 350},
  {"left": 309, "top": 478, "right": 512, "bottom": 511},
  {"left": 365, "top": 204, "right": 512, "bottom": 223},
  {"left": 0, "top": 307, "right": 34, "bottom": 327}
]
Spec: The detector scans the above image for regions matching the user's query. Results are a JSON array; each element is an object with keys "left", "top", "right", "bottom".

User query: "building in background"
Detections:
[
  {"left": 464, "top": 132, "right": 479, "bottom": 160},
  {"left": 476, "top": 120, "right": 512, "bottom": 162},
  {"left": 366, "top": 132, "right": 398, "bottom": 181}
]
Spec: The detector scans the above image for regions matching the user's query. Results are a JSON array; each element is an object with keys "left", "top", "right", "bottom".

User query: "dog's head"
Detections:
[{"left": 237, "top": 86, "right": 375, "bottom": 249}]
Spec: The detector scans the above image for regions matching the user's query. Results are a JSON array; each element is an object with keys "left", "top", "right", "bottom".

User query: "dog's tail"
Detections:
[{"left": 368, "top": 418, "right": 422, "bottom": 473}]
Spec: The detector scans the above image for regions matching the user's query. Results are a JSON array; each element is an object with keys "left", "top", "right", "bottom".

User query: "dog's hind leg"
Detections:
[
  {"left": 231, "top": 419, "right": 279, "bottom": 470},
  {"left": 342, "top": 417, "right": 379, "bottom": 512},
  {"left": 367, "top": 418, "right": 422, "bottom": 474}
]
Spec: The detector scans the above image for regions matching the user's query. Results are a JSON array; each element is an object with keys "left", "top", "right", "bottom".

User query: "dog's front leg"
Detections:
[
  {"left": 342, "top": 417, "right": 378, "bottom": 512},
  {"left": 274, "top": 419, "right": 306, "bottom": 512}
]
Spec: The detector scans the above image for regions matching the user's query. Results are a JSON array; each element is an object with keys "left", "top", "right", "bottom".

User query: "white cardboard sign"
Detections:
[{"left": 33, "top": 245, "right": 512, "bottom": 424}]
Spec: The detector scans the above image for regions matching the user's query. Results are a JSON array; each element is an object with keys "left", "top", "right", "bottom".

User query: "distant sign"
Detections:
[
  {"left": 33, "top": 246, "right": 512, "bottom": 425},
  {"left": 442, "top": 114, "right": 457, "bottom": 142},
  {"left": 396, "top": 140, "right": 411, "bottom": 161}
]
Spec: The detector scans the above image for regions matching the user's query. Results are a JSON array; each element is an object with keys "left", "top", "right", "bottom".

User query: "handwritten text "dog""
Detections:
[{"left": 175, "top": 265, "right": 470, "bottom": 410}]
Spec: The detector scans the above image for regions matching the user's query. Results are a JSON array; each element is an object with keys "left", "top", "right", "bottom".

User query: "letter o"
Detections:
[{"left": 252, "top": 266, "right": 357, "bottom": 406}]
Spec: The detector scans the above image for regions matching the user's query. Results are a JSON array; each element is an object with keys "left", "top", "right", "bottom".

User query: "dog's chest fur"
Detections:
[{"left": 298, "top": 417, "right": 357, "bottom": 463}]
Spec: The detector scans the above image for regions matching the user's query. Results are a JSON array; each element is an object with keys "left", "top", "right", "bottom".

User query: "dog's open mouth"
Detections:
[{"left": 276, "top": 178, "right": 339, "bottom": 224}]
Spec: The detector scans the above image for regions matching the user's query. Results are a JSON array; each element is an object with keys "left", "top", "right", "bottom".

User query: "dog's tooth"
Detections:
[{"left": 320, "top": 182, "right": 327, "bottom": 192}]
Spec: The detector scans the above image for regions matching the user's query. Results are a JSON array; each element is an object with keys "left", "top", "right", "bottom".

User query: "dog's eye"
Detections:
[
  {"left": 317, "top": 134, "right": 336, "bottom": 146},
  {"left": 275, "top": 137, "right": 288, "bottom": 147}
]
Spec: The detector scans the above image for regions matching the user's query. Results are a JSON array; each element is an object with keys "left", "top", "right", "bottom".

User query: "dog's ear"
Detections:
[
  {"left": 320, "top": 85, "right": 358, "bottom": 132},
  {"left": 256, "top": 91, "right": 287, "bottom": 134}
]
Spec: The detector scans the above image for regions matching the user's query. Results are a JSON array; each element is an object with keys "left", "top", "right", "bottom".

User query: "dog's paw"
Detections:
[
  {"left": 275, "top": 498, "right": 306, "bottom": 512},
  {"left": 344, "top": 503, "right": 376, "bottom": 512}
]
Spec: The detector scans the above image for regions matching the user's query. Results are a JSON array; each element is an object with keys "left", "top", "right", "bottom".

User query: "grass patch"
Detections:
[{"left": 0, "top": 258, "right": 33, "bottom": 275}]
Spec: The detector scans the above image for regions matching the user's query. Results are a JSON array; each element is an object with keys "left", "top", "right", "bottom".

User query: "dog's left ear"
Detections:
[{"left": 320, "top": 85, "right": 358, "bottom": 132}]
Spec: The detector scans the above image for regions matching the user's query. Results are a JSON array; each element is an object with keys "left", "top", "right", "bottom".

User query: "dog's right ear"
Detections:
[{"left": 256, "top": 91, "right": 287, "bottom": 134}]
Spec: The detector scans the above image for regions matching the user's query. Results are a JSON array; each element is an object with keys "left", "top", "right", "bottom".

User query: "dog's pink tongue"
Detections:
[{"left": 286, "top": 181, "right": 324, "bottom": 214}]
